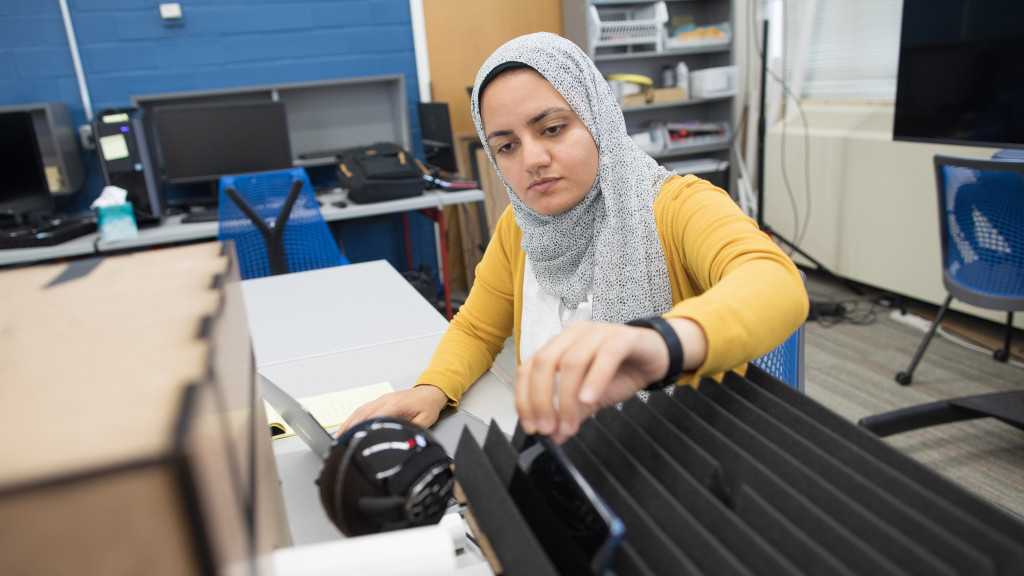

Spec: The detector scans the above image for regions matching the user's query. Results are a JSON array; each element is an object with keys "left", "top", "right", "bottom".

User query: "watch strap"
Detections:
[{"left": 625, "top": 316, "right": 684, "bottom": 389}]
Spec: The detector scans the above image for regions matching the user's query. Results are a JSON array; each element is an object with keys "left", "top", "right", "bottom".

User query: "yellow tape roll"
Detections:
[{"left": 605, "top": 73, "right": 653, "bottom": 86}]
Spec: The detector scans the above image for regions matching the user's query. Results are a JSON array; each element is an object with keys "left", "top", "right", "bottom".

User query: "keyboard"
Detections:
[
  {"left": 0, "top": 218, "right": 97, "bottom": 249},
  {"left": 298, "top": 148, "right": 346, "bottom": 160},
  {"left": 181, "top": 210, "right": 219, "bottom": 223}
]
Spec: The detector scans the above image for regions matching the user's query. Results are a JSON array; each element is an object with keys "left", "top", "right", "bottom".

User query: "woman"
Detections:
[{"left": 342, "top": 32, "right": 807, "bottom": 443}]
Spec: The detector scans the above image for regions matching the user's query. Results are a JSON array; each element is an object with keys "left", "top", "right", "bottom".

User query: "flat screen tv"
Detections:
[{"left": 893, "top": 0, "right": 1024, "bottom": 152}]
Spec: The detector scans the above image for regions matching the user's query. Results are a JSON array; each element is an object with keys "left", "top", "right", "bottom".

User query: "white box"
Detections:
[{"left": 690, "top": 65, "right": 739, "bottom": 99}]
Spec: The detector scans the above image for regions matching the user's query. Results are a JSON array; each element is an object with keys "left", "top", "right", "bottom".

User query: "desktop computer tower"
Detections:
[{"left": 94, "top": 109, "right": 163, "bottom": 224}]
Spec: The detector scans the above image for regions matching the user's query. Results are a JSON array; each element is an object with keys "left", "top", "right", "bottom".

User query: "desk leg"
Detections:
[
  {"left": 419, "top": 207, "right": 453, "bottom": 320},
  {"left": 475, "top": 199, "right": 490, "bottom": 240},
  {"left": 400, "top": 212, "right": 414, "bottom": 272}
]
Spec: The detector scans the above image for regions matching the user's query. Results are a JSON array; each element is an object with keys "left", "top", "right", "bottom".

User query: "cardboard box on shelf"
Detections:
[
  {"left": 650, "top": 87, "right": 689, "bottom": 104},
  {"left": 620, "top": 92, "right": 650, "bottom": 108}
]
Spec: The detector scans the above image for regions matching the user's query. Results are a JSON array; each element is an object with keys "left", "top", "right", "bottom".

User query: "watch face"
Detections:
[{"left": 318, "top": 417, "right": 453, "bottom": 536}]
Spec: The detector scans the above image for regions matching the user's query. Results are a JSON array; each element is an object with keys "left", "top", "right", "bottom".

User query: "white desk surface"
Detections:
[
  {"left": 0, "top": 188, "right": 484, "bottom": 267},
  {"left": 241, "top": 260, "right": 450, "bottom": 366},
  {"left": 241, "top": 260, "right": 516, "bottom": 568}
]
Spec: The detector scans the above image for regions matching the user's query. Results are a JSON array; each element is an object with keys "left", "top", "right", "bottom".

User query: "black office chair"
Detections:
[{"left": 860, "top": 154, "right": 1024, "bottom": 436}]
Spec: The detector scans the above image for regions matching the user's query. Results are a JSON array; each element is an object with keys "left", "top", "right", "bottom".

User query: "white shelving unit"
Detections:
[{"left": 563, "top": 0, "right": 736, "bottom": 189}]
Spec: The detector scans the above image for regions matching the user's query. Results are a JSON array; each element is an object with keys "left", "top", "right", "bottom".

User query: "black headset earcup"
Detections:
[
  {"left": 391, "top": 444, "right": 453, "bottom": 524},
  {"left": 317, "top": 438, "right": 348, "bottom": 532},
  {"left": 315, "top": 417, "right": 455, "bottom": 537}
]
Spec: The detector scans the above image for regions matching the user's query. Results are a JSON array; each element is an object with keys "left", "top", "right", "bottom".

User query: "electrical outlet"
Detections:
[
  {"left": 78, "top": 124, "right": 95, "bottom": 151},
  {"left": 159, "top": 3, "right": 183, "bottom": 20}
]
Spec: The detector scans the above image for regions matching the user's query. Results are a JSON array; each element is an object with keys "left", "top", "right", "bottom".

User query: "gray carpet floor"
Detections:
[
  {"left": 800, "top": 269, "right": 1024, "bottom": 524},
  {"left": 488, "top": 268, "right": 1024, "bottom": 524}
]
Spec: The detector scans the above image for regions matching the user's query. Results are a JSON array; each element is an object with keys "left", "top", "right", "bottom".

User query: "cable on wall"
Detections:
[
  {"left": 58, "top": 0, "right": 93, "bottom": 122},
  {"left": 409, "top": 0, "right": 432, "bottom": 103},
  {"left": 749, "top": 0, "right": 814, "bottom": 253}
]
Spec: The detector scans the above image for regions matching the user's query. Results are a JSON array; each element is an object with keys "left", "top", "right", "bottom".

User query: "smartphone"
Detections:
[{"left": 516, "top": 435, "right": 625, "bottom": 575}]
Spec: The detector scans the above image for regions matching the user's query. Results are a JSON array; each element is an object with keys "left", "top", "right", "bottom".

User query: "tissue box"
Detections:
[{"left": 94, "top": 202, "right": 138, "bottom": 242}]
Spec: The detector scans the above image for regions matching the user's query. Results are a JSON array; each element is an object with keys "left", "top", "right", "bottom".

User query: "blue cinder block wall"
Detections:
[{"left": 0, "top": 0, "right": 439, "bottom": 277}]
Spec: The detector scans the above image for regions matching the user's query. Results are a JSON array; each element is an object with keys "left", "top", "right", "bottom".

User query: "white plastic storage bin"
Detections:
[
  {"left": 588, "top": 2, "right": 668, "bottom": 52},
  {"left": 663, "top": 121, "right": 731, "bottom": 150},
  {"left": 663, "top": 22, "right": 732, "bottom": 51},
  {"left": 629, "top": 126, "right": 666, "bottom": 154},
  {"left": 690, "top": 65, "right": 738, "bottom": 99},
  {"left": 662, "top": 157, "right": 730, "bottom": 177}
]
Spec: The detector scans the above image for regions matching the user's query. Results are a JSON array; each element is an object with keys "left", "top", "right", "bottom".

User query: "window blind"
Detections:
[{"left": 782, "top": 0, "right": 902, "bottom": 101}]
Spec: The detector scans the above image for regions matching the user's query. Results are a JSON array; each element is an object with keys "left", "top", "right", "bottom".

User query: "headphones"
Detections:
[{"left": 317, "top": 417, "right": 454, "bottom": 537}]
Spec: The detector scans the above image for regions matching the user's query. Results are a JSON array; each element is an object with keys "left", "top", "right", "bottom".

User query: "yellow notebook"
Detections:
[{"left": 264, "top": 381, "right": 394, "bottom": 439}]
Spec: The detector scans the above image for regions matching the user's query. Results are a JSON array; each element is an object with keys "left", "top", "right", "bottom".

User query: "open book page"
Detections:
[{"left": 265, "top": 381, "right": 394, "bottom": 439}]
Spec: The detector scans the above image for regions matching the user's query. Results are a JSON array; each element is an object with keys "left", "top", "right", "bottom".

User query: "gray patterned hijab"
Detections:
[{"left": 470, "top": 32, "right": 674, "bottom": 324}]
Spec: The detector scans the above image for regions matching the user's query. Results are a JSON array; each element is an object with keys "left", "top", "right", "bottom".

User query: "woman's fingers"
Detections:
[
  {"left": 550, "top": 324, "right": 619, "bottom": 439},
  {"left": 517, "top": 321, "right": 676, "bottom": 444},
  {"left": 517, "top": 329, "right": 572, "bottom": 435},
  {"left": 526, "top": 322, "right": 610, "bottom": 435},
  {"left": 335, "top": 385, "right": 448, "bottom": 438},
  {"left": 337, "top": 398, "right": 383, "bottom": 437},
  {"left": 516, "top": 323, "right": 620, "bottom": 440}
]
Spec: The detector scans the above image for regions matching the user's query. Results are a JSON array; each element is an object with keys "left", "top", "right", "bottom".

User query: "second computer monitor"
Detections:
[
  {"left": 0, "top": 111, "right": 54, "bottom": 226},
  {"left": 153, "top": 101, "right": 293, "bottom": 184},
  {"left": 418, "top": 102, "right": 457, "bottom": 174}
]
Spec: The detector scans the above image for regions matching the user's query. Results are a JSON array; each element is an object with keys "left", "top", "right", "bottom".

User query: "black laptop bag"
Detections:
[{"left": 336, "top": 142, "right": 425, "bottom": 204}]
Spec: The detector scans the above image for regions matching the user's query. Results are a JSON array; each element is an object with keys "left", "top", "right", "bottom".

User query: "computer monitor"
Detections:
[
  {"left": 0, "top": 111, "right": 54, "bottom": 227},
  {"left": 152, "top": 101, "right": 294, "bottom": 184},
  {"left": 418, "top": 102, "right": 458, "bottom": 174},
  {"left": 893, "top": 0, "right": 1024, "bottom": 152}
]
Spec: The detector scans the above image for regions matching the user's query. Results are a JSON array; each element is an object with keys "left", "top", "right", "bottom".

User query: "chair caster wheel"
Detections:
[
  {"left": 895, "top": 372, "right": 913, "bottom": 386},
  {"left": 993, "top": 349, "right": 1009, "bottom": 362}
]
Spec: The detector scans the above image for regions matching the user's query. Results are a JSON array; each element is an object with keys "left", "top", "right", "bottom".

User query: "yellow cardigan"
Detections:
[{"left": 416, "top": 174, "right": 809, "bottom": 404}]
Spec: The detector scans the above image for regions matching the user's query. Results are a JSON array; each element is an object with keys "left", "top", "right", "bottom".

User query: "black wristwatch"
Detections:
[{"left": 626, "top": 316, "right": 685, "bottom": 390}]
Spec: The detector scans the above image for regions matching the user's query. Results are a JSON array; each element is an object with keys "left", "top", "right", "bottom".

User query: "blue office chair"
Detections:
[
  {"left": 752, "top": 324, "right": 805, "bottom": 391},
  {"left": 895, "top": 154, "right": 1024, "bottom": 385},
  {"left": 750, "top": 269, "right": 807, "bottom": 391},
  {"left": 859, "top": 154, "right": 1024, "bottom": 437},
  {"left": 218, "top": 167, "right": 349, "bottom": 280}
]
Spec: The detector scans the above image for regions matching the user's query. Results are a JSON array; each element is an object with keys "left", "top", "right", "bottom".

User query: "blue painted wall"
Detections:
[
  {"left": 0, "top": 2, "right": 82, "bottom": 120},
  {"left": 0, "top": 0, "right": 440, "bottom": 282}
]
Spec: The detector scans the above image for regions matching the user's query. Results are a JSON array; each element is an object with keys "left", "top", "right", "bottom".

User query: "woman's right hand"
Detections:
[{"left": 335, "top": 384, "right": 450, "bottom": 437}]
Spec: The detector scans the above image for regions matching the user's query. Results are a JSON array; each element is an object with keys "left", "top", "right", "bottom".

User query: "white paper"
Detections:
[{"left": 99, "top": 133, "right": 129, "bottom": 161}]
